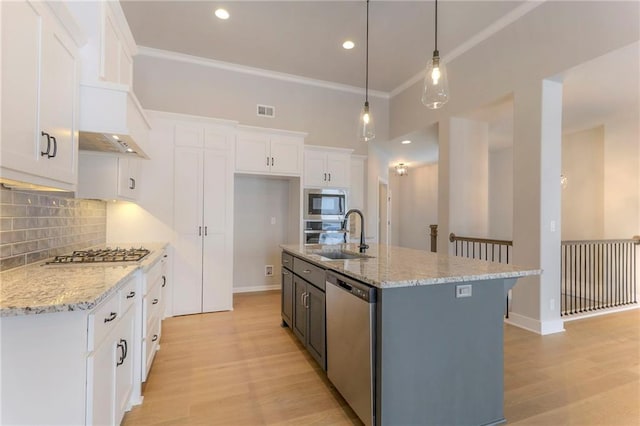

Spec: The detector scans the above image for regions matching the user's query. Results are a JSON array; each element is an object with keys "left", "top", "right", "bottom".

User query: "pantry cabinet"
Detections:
[
  {"left": 0, "top": 0, "right": 81, "bottom": 190},
  {"left": 304, "top": 146, "right": 352, "bottom": 188},
  {"left": 235, "top": 127, "right": 305, "bottom": 176},
  {"left": 173, "top": 119, "right": 235, "bottom": 315},
  {"left": 77, "top": 151, "right": 141, "bottom": 201}
]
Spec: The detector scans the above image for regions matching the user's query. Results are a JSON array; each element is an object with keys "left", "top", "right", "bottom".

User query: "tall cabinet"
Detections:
[{"left": 172, "top": 117, "right": 236, "bottom": 315}]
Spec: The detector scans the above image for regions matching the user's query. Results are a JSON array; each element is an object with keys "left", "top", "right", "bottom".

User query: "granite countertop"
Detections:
[
  {"left": 281, "top": 243, "right": 541, "bottom": 289},
  {"left": 0, "top": 242, "right": 168, "bottom": 317}
]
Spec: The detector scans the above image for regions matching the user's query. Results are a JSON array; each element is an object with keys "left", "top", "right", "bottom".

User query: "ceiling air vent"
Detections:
[{"left": 257, "top": 104, "right": 275, "bottom": 118}]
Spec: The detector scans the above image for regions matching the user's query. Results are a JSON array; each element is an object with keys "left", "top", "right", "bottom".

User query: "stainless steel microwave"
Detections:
[{"left": 304, "top": 189, "right": 347, "bottom": 220}]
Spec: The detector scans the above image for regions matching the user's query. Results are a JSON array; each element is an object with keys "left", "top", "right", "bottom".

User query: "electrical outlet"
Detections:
[
  {"left": 456, "top": 284, "right": 472, "bottom": 298},
  {"left": 265, "top": 265, "right": 274, "bottom": 277}
]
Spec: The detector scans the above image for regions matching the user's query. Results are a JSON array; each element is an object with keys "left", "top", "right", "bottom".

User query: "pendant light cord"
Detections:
[
  {"left": 365, "top": 0, "right": 370, "bottom": 103},
  {"left": 434, "top": 0, "right": 438, "bottom": 54}
]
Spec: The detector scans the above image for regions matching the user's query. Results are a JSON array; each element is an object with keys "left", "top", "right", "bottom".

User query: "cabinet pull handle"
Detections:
[
  {"left": 300, "top": 291, "right": 306, "bottom": 305},
  {"left": 304, "top": 293, "right": 310, "bottom": 309},
  {"left": 126, "top": 291, "right": 136, "bottom": 299},
  {"left": 48, "top": 136, "right": 57, "bottom": 158},
  {"left": 271, "top": 157, "right": 274, "bottom": 166},
  {"left": 204, "top": 226, "right": 208, "bottom": 236},
  {"left": 129, "top": 177, "right": 135, "bottom": 190},
  {"left": 328, "top": 173, "right": 331, "bottom": 181},
  {"left": 283, "top": 259, "right": 289, "bottom": 264},
  {"left": 116, "top": 341, "right": 125, "bottom": 366},
  {"left": 104, "top": 312, "right": 117, "bottom": 323},
  {"left": 266, "top": 156, "right": 270, "bottom": 166},
  {"left": 152, "top": 334, "right": 158, "bottom": 342},
  {"left": 152, "top": 298, "right": 159, "bottom": 305},
  {"left": 283, "top": 270, "right": 289, "bottom": 276},
  {"left": 302, "top": 269, "right": 311, "bottom": 274},
  {"left": 122, "top": 338, "right": 128, "bottom": 360},
  {"left": 324, "top": 173, "right": 327, "bottom": 181},
  {"left": 40, "top": 131, "right": 51, "bottom": 156},
  {"left": 198, "top": 226, "right": 202, "bottom": 236},
  {"left": 162, "top": 276, "right": 167, "bottom": 287}
]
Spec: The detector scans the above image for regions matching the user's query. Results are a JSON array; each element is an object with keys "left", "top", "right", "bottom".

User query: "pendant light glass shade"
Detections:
[
  {"left": 359, "top": 101, "right": 375, "bottom": 142},
  {"left": 421, "top": 51, "right": 449, "bottom": 109},
  {"left": 359, "top": 0, "right": 375, "bottom": 142},
  {"left": 421, "top": 0, "right": 449, "bottom": 109}
]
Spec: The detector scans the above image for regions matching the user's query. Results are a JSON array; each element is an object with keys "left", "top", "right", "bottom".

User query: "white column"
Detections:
[{"left": 510, "top": 79, "right": 565, "bottom": 335}]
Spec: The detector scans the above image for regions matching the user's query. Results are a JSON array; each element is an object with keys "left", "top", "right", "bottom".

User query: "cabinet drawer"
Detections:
[
  {"left": 143, "top": 282, "right": 162, "bottom": 335},
  {"left": 282, "top": 252, "right": 293, "bottom": 270},
  {"left": 293, "top": 257, "right": 325, "bottom": 291},
  {"left": 119, "top": 277, "right": 138, "bottom": 314},
  {"left": 88, "top": 294, "right": 120, "bottom": 351},
  {"left": 143, "top": 317, "right": 161, "bottom": 382},
  {"left": 143, "top": 260, "right": 163, "bottom": 294}
]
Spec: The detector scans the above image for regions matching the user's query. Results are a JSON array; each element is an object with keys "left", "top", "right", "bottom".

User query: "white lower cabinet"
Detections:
[
  {"left": 141, "top": 254, "right": 166, "bottom": 381},
  {"left": 0, "top": 272, "right": 141, "bottom": 425}
]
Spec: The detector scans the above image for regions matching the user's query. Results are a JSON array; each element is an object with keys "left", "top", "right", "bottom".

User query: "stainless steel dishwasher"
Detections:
[{"left": 326, "top": 271, "right": 376, "bottom": 426}]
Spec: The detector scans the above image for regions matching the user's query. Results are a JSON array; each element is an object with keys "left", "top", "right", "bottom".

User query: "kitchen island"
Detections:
[{"left": 281, "top": 243, "right": 540, "bottom": 426}]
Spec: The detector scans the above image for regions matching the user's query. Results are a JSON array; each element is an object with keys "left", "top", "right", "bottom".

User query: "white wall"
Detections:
[
  {"left": 604, "top": 115, "right": 640, "bottom": 238},
  {"left": 133, "top": 54, "right": 389, "bottom": 157},
  {"left": 562, "top": 126, "right": 605, "bottom": 240},
  {"left": 389, "top": 163, "right": 438, "bottom": 251},
  {"left": 449, "top": 118, "right": 489, "bottom": 238},
  {"left": 488, "top": 147, "right": 513, "bottom": 241},
  {"left": 233, "top": 175, "right": 293, "bottom": 292}
]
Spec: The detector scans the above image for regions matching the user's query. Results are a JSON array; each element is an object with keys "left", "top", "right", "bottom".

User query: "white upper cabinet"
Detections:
[
  {"left": 0, "top": 1, "right": 82, "bottom": 190},
  {"left": 77, "top": 152, "right": 140, "bottom": 202},
  {"left": 304, "top": 146, "right": 352, "bottom": 188},
  {"left": 235, "top": 127, "right": 305, "bottom": 176},
  {"left": 67, "top": 1, "right": 136, "bottom": 86}
]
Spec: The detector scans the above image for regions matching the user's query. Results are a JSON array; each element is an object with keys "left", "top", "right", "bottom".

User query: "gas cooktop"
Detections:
[{"left": 45, "top": 247, "right": 150, "bottom": 264}]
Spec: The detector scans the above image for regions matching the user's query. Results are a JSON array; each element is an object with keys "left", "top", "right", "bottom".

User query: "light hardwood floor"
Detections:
[{"left": 123, "top": 291, "right": 640, "bottom": 425}]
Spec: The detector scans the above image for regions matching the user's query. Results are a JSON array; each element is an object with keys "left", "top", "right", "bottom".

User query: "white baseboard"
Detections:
[
  {"left": 233, "top": 284, "right": 280, "bottom": 294},
  {"left": 505, "top": 312, "right": 565, "bottom": 335},
  {"left": 562, "top": 303, "right": 639, "bottom": 322}
]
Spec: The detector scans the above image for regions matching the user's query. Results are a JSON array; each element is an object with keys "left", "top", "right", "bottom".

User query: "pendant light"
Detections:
[
  {"left": 421, "top": 0, "right": 449, "bottom": 109},
  {"left": 358, "top": 0, "right": 375, "bottom": 141}
]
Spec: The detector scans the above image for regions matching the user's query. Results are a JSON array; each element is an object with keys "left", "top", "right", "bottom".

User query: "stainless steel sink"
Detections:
[{"left": 317, "top": 250, "right": 373, "bottom": 260}]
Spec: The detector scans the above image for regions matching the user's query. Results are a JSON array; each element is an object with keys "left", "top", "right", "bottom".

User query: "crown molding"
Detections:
[
  {"left": 389, "top": 0, "right": 547, "bottom": 98},
  {"left": 137, "top": 46, "right": 390, "bottom": 100}
]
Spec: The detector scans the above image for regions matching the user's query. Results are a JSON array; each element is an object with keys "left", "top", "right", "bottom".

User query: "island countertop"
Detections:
[
  {"left": 281, "top": 243, "right": 540, "bottom": 289},
  {"left": 0, "top": 242, "right": 168, "bottom": 317}
]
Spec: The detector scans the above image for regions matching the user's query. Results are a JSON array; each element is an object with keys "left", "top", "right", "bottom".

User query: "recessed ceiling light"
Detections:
[
  {"left": 342, "top": 40, "right": 355, "bottom": 50},
  {"left": 215, "top": 8, "right": 229, "bottom": 20},
  {"left": 401, "top": 140, "right": 412, "bottom": 144}
]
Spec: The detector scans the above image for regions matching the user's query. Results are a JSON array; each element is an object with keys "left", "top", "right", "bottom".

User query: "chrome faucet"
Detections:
[{"left": 344, "top": 209, "right": 369, "bottom": 253}]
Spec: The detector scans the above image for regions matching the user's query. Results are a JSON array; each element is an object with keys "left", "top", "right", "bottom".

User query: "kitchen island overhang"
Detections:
[{"left": 281, "top": 243, "right": 540, "bottom": 426}]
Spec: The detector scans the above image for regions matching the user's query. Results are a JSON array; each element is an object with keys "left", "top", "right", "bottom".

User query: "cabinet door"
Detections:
[
  {"left": 325, "top": 153, "right": 351, "bottom": 188},
  {"left": 86, "top": 338, "right": 116, "bottom": 426},
  {"left": 117, "top": 157, "right": 139, "bottom": 200},
  {"left": 292, "top": 278, "right": 307, "bottom": 343},
  {"left": 173, "top": 147, "right": 204, "bottom": 315},
  {"left": 114, "top": 307, "right": 135, "bottom": 425},
  {"left": 281, "top": 269, "right": 293, "bottom": 326},
  {"left": 38, "top": 10, "right": 78, "bottom": 184},
  {"left": 306, "top": 284, "right": 326, "bottom": 370},
  {"left": 304, "top": 150, "right": 328, "bottom": 187},
  {"left": 270, "top": 136, "right": 302, "bottom": 175},
  {"left": 1, "top": 1, "right": 45, "bottom": 176},
  {"left": 202, "top": 150, "right": 233, "bottom": 312},
  {"left": 235, "top": 133, "right": 270, "bottom": 173}
]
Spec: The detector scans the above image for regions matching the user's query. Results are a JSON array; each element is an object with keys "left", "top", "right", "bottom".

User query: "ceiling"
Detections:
[
  {"left": 121, "top": 0, "right": 526, "bottom": 93},
  {"left": 121, "top": 1, "right": 638, "bottom": 169}
]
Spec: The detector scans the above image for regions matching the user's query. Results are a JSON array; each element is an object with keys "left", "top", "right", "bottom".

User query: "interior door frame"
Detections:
[{"left": 378, "top": 177, "right": 391, "bottom": 245}]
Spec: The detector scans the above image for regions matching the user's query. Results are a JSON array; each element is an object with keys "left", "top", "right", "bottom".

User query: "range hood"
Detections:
[{"left": 78, "top": 82, "right": 151, "bottom": 159}]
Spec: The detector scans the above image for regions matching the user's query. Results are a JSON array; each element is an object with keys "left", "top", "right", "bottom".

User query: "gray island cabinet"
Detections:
[{"left": 281, "top": 243, "right": 540, "bottom": 426}]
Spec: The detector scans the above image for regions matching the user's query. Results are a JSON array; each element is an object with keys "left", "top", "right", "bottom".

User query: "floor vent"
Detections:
[{"left": 257, "top": 104, "right": 275, "bottom": 118}]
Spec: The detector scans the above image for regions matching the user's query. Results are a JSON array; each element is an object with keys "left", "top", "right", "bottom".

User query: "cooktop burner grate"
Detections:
[{"left": 46, "top": 247, "right": 150, "bottom": 264}]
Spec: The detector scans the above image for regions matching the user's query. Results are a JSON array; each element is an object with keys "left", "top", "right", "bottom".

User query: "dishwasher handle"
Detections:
[{"left": 338, "top": 281, "right": 353, "bottom": 292}]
